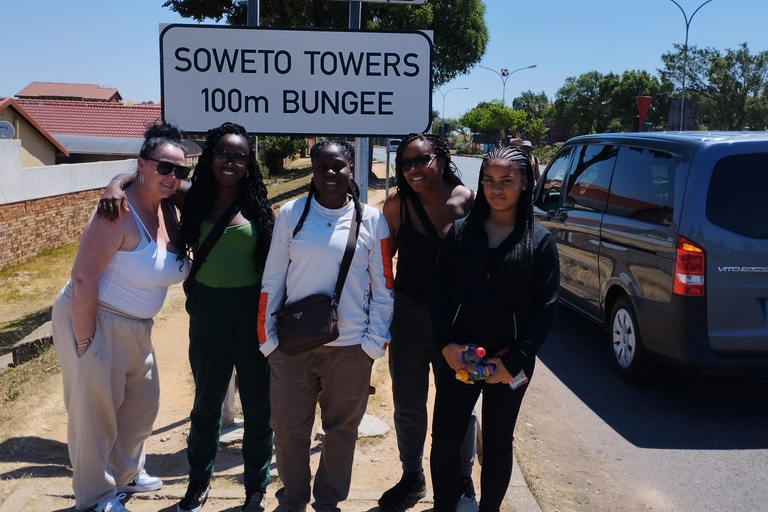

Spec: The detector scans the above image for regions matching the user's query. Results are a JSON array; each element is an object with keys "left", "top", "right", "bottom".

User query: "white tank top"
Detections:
[{"left": 97, "top": 201, "right": 189, "bottom": 318}]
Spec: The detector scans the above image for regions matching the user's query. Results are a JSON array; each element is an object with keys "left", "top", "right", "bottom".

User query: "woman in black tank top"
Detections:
[{"left": 379, "top": 133, "right": 477, "bottom": 511}]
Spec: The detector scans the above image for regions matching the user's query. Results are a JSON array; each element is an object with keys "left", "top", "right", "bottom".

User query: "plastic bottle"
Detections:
[
  {"left": 455, "top": 344, "right": 495, "bottom": 382},
  {"left": 456, "top": 362, "right": 496, "bottom": 382},
  {"left": 460, "top": 344, "right": 486, "bottom": 367}
]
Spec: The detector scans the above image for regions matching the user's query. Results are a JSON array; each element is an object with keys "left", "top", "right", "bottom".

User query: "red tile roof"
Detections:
[
  {"left": 16, "top": 82, "right": 122, "bottom": 102},
  {"left": 0, "top": 97, "right": 69, "bottom": 156},
  {"left": 15, "top": 99, "right": 161, "bottom": 138}
]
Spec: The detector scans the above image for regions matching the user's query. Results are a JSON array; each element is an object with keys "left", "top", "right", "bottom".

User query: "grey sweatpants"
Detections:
[
  {"left": 52, "top": 286, "right": 159, "bottom": 510},
  {"left": 388, "top": 292, "right": 476, "bottom": 477},
  {"left": 269, "top": 344, "right": 373, "bottom": 512}
]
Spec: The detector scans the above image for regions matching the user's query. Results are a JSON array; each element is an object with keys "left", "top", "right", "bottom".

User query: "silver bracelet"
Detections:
[
  {"left": 76, "top": 336, "right": 94, "bottom": 348},
  {"left": 109, "top": 179, "right": 123, "bottom": 185}
]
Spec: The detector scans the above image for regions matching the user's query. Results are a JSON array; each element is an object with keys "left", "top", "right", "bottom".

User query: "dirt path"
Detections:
[{"left": 0, "top": 159, "right": 537, "bottom": 512}]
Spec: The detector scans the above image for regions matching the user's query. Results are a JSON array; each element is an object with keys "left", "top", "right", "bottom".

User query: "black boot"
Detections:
[{"left": 378, "top": 470, "right": 427, "bottom": 511}]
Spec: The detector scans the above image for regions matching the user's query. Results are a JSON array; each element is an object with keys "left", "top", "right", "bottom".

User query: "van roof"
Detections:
[{"left": 567, "top": 131, "right": 768, "bottom": 148}]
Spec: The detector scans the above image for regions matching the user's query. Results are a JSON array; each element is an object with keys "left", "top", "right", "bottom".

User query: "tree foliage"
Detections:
[
  {"left": 660, "top": 43, "right": 768, "bottom": 130},
  {"left": 259, "top": 135, "right": 308, "bottom": 176},
  {"left": 550, "top": 70, "right": 672, "bottom": 136},
  {"left": 459, "top": 100, "right": 526, "bottom": 142},
  {"left": 162, "top": 0, "right": 488, "bottom": 88},
  {"left": 512, "top": 90, "right": 549, "bottom": 120}
]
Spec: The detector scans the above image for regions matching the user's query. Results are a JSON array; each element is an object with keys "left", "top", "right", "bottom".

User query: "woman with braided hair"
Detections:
[
  {"left": 430, "top": 147, "right": 559, "bottom": 512},
  {"left": 99, "top": 123, "right": 275, "bottom": 512},
  {"left": 379, "top": 133, "right": 478, "bottom": 511},
  {"left": 175, "top": 123, "right": 274, "bottom": 512},
  {"left": 258, "top": 140, "right": 393, "bottom": 512}
]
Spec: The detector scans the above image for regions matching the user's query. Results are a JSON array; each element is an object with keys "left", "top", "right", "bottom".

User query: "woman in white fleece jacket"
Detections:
[{"left": 258, "top": 140, "right": 394, "bottom": 512}]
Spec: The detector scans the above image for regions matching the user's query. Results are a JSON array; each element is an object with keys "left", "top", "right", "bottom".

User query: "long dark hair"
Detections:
[
  {"left": 177, "top": 122, "right": 274, "bottom": 272},
  {"left": 448, "top": 146, "right": 536, "bottom": 313},
  {"left": 292, "top": 140, "right": 362, "bottom": 237},
  {"left": 393, "top": 133, "right": 463, "bottom": 200}
]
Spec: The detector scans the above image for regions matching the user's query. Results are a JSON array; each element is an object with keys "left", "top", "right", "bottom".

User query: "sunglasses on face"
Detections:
[
  {"left": 399, "top": 153, "right": 437, "bottom": 170},
  {"left": 213, "top": 149, "right": 248, "bottom": 167},
  {"left": 144, "top": 157, "right": 191, "bottom": 180}
]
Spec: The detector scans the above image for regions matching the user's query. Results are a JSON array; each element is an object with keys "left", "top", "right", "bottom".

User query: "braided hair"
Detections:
[
  {"left": 447, "top": 146, "right": 536, "bottom": 313},
  {"left": 292, "top": 140, "right": 362, "bottom": 238},
  {"left": 394, "top": 133, "right": 464, "bottom": 200},
  {"left": 177, "top": 122, "right": 274, "bottom": 272}
]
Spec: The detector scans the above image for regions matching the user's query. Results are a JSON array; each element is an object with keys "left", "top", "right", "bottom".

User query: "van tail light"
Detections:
[{"left": 673, "top": 236, "right": 705, "bottom": 296}]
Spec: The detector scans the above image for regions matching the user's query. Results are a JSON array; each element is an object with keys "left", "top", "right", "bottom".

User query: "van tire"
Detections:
[{"left": 610, "top": 297, "right": 645, "bottom": 382}]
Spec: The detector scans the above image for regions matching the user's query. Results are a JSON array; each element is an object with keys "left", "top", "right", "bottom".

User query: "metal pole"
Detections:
[
  {"left": 247, "top": 0, "right": 260, "bottom": 26},
  {"left": 437, "top": 87, "right": 468, "bottom": 138},
  {"left": 478, "top": 64, "right": 536, "bottom": 105},
  {"left": 349, "top": 1, "right": 369, "bottom": 202},
  {"left": 668, "top": 0, "right": 715, "bottom": 130}
]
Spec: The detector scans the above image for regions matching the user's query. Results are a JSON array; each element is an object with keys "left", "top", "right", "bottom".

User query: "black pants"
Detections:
[
  {"left": 430, "top": 360, "right": 531, "bottom": 512},
  {"left": 185, "top": 282, "right": 272, "bottom": 491}
]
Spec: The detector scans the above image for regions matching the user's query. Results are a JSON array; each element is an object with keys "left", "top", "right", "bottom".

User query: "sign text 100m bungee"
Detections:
[{"left": 160, "top": 25, "right": 432, "bottom": 136}]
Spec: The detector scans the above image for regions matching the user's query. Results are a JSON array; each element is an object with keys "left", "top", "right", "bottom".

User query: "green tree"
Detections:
[
  {"left": 611, "top": 70, "right": 674, "bottom": 131},
  {"left": 259, "top": 136, "right": 309, "bottom": 176},
  {"left": 162, "top": 0, "right": 488, "bottom": 88},
  {"left": 550, "top": 71, "right": 618, "bottom": 136},
  {"left": 660, "top": 43, "right": 768, "bottom": 130},
  {"left": 512, "top": 90, "right": 549, "bottom": 120},
  {"left": 524, "top": 118, "right": 547, "bottom": 145},
  {"left": 460, "top": 100, "right": 526, "bottom": 143}
]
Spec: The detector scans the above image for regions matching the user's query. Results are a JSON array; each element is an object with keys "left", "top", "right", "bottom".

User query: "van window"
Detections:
[
  {"left": 537, "top": 146, "right": 572, "bottom": 209},
  {"left": 607, "top": 146, "right": 676, "bottom": 225},
  {"left": 564, "top": 145, "right": 617, "bottom": 212},
  {"left": 706, "top": 153, "right": 768, "bottom": 239}
]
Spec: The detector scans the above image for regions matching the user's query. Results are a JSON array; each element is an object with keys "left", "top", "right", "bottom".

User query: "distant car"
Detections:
[
  {"left": 387, "top": 138, "right": 402, "bottom": 153},
  {"left": 533, "top": 132, "right": 768, "bottom": 381}
]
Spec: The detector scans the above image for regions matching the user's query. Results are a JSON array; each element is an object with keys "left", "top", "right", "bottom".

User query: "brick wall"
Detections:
[{"left": 0, "top": 189, "right": 103, "bottom": 269}]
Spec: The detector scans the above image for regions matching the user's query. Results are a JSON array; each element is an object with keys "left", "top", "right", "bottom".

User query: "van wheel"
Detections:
[{"left": 610, "top": 297, "right": 645, "bottom": 382}]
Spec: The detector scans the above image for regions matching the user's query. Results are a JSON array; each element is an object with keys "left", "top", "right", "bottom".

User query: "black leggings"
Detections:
[{"left": 430, "top": 361, "right": 530, "bottom": 512}]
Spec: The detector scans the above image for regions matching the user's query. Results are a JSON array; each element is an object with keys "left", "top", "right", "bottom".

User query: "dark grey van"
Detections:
[{"left": 533, "top": 132, "right": 768, "bottom": 380}]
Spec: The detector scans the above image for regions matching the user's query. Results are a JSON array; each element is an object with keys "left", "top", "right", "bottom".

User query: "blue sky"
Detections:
[{"left": 2, "top": 0, "right": 767, "bottom": 121}]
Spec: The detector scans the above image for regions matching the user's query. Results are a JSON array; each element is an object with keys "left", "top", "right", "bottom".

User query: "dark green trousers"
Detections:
[{"left": 185, "top": 282, "right": 272, "bottom": 491}]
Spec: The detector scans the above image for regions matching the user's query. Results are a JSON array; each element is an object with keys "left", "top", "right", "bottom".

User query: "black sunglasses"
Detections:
[
  {"left": 144, "top": 157, "right": 191, "bottom": 179},
  {"left": 399, "top": 153, "right": 437, "bottom": 170},
  {"left": 213, "top": 149, "right": 248, "bottom": 167}
]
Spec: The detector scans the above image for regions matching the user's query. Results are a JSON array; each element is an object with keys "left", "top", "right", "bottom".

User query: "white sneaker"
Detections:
[
  {"left": 117, "top": 468, "right": 163, "bottom": 493},
  {"left": 85, "top": 493, "right": 131, "bottom": 512}
]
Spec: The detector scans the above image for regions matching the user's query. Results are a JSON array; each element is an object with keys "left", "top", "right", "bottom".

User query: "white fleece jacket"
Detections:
[{"left": 258, "top": 195, "right": 394, "bottom": 359}]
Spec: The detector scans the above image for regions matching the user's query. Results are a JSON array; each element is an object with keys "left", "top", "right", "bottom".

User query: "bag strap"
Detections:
[
  {"left": 187, "top": 200, "right": 240, "bottom": 285},
  {"left": 331, "top": 203, "right": 360, "bottom": 307},
  {"left": 409, "top": 193, "right": 440, "bottom": 240}
]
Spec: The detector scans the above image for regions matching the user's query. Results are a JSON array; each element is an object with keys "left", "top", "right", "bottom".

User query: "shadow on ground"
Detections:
[
  {"left": 537, "top": 306, "right": 768, "bottom": 451},
  {"left": 0, "top": 307, "right": 52, "bottom": 356}
]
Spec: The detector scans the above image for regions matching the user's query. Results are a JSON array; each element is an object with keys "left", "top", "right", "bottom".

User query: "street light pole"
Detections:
[
  {"left": 478, "top": 64, "right": 537, "bottom": 104},
  {"left": 668, "top": 0, "right": 715, "bottom": 131},
  {"left": 437, "top": 87, "right": 469, "bottom": 138}
]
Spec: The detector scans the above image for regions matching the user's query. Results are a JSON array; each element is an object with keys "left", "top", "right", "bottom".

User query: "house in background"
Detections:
[
  {"left": 13, "top": 81, "right": 162, "bottom": 164},
  {"left": 16, "top": 82, "right": 122, "bottom": 103},
  {"left": 0, "top": 97, "right": 69, "bottom": 167}
]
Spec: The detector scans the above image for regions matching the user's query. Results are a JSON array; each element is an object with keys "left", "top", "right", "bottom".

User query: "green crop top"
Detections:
[{"left": 195, "top": 220, "right": 262, "bottom": 288}]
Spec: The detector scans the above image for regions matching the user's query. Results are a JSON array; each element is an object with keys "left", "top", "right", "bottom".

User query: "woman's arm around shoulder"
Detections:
[{"left": 360, "top": 206, "right": 395, "bottom": 360}]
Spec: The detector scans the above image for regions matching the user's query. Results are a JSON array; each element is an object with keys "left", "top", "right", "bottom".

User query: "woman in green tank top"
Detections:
[{"left": 175, "top": 123, "right": 274, "bottom": 512}]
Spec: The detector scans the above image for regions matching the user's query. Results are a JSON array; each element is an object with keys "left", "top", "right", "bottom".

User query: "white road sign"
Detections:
[{"left": 160, "top": 25, "right": 432, "bottom": 135}]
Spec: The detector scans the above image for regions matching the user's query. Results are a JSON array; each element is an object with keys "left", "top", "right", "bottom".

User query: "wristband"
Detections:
[{"left": 76, "top": 336, "right": 94, "bottom": 348}]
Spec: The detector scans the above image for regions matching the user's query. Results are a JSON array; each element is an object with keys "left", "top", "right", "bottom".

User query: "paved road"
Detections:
[
  {"left": 372, "top": 147, "right": 481, "bottom": 192},
  {"left": 528, "top": 306, "right": 768, "bottom": 512}
]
